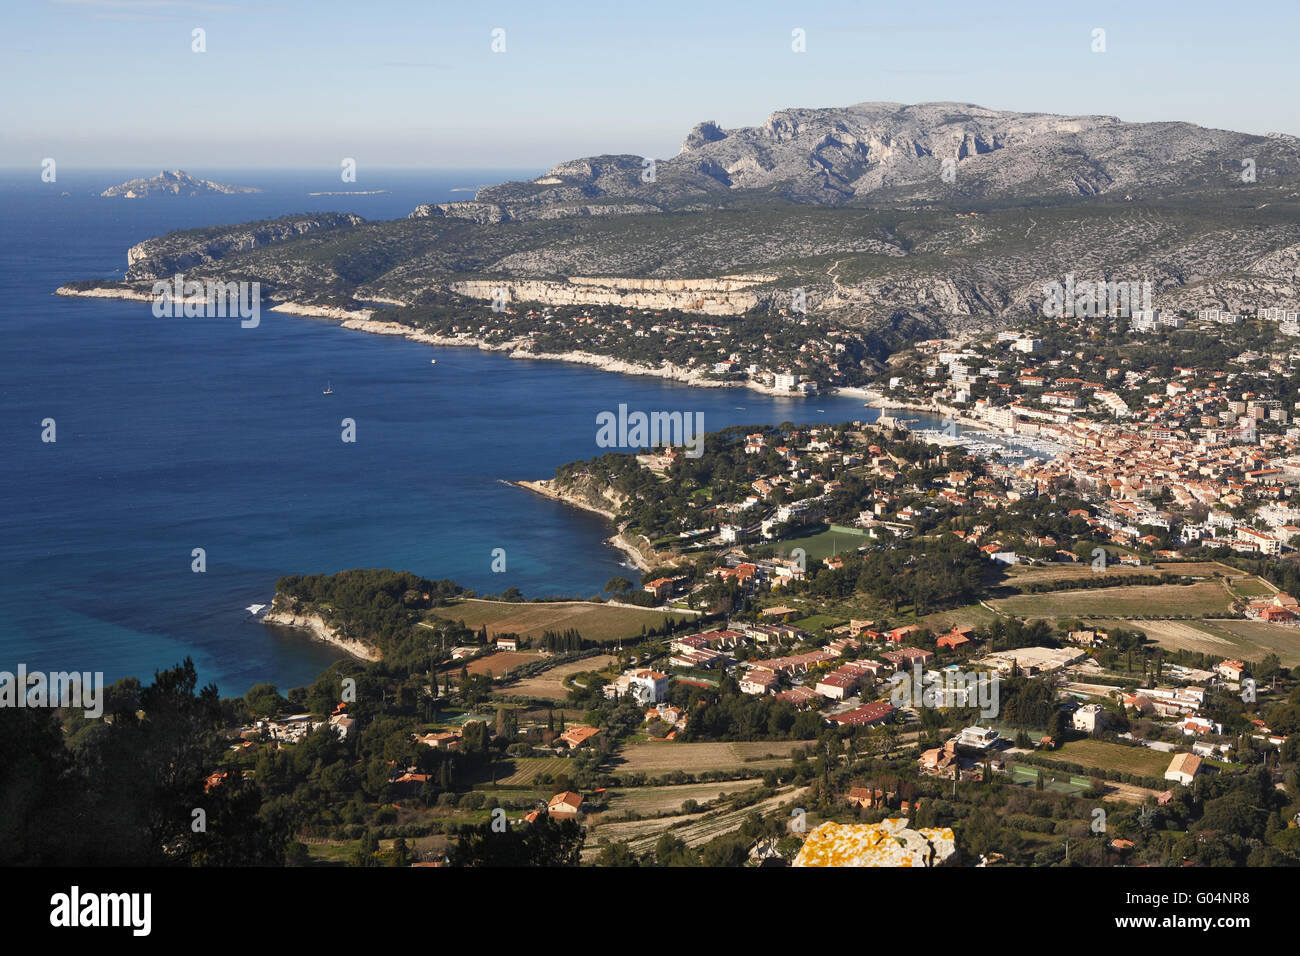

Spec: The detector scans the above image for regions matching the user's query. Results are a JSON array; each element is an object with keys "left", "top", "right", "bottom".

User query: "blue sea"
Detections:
[{"left": 0, "top": 168, "right": 944, "bottom": 695}]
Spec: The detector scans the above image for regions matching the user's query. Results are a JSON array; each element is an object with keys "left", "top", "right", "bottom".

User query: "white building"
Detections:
[{"left": 1072, "top": 703, "right": 1108, "bottom": 734}]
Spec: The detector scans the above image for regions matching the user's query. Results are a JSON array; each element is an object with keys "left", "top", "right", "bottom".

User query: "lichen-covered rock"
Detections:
[{"left": 793, "top": 818, "right": 959, "bottom": 868}]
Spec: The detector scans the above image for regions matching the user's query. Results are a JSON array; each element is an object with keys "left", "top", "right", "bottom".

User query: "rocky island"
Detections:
[{"left": 100, "top": 169, "right": 262, "bottom": 198}]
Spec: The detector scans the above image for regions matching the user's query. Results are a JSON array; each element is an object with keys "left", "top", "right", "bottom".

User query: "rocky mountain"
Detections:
[
  {"left": 68, "top": 102, "right": 1300, "bottom": 342},
  {"left": 101, "top": 169, "right": 262, "bottom": 198},
  {"left": 472, "top": 102, "right": 1300, "bottom": 211}
]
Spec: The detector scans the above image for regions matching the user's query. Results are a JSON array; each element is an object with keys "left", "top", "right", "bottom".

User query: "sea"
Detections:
[{"left": 0, "top": 168, "right": 1021, "bottom": 695}]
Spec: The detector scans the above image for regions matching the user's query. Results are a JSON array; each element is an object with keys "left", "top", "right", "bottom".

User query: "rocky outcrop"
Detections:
[
  {"left": 125, "top": 213, "right": 365, "bottom": 280},
  {"left": 794, "top": 819, "right": 959, "bottom": 867},
  {"left": 511, "top": 480, "right": 665, "bottom": 572},
  {"left": 270, "top": 301, "right": 375, "bottom": 321},
  {"left": 262, "top": 600, "right": 382, "bottom": 662},
  {"left": 447, "top": 274, "right": 772, "bottom": 314},
  {"left": 409, "top": 200, "right": 661, "bottom": 222}
]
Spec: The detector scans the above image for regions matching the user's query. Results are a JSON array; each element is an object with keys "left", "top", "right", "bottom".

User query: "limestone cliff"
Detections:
[{"left": 263, "top": 595, "right": 383, "bottom": 662}]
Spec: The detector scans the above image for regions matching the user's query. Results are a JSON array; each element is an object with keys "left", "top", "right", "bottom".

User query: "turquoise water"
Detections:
[{"left": 0, "top": 169, "right": 926, "bottom": 694}]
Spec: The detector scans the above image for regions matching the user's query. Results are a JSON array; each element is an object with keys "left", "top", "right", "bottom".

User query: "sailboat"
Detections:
[{"left": 322, "top": 380, "right": 334, "bottom": 395}]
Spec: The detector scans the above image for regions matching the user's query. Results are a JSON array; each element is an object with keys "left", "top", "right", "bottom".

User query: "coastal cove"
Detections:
[{"left": 0, "top": 170, "right": 1034, "bottom": 696}]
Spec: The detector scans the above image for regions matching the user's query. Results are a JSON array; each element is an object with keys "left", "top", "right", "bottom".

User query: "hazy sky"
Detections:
[{"left": 3, "top": 0, "right": 1298, "bottom": 170}]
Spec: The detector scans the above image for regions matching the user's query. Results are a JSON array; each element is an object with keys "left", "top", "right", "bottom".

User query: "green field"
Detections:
[
  {"left": 773, "top": 526, "right": 870, "bottom": 562},
  {"left": 1052, "top": 738, "right": 1174, "bottom": 778},
  {"left": 791, "top": 613, "right": 848, "bottom": 632},
  {"left": 428, "top": 599, "right": 693, "bottom": 644}
]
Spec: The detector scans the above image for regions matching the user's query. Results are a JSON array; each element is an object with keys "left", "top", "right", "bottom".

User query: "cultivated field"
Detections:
[
  {"left": 583, "top": 785, "right": 809, "bottom": 857},
  {"left": 999, "top": 559, "right": 1243, "bottom": 584},
  {"left": 989, "top": 581, "right": 1233, "bottom": 619},
  {"left": 600, "top": 779, "right": 765, "bottom": 815},
  {"left": 462, "top": 650, "right": 543, "bottom": 677},
  {"left": 429, "top": 599, "right": 693, "bottom": 644},
  {"left": 1094, "top": 618, "right": 1300, "bottom": 666},
  {"left": 613, "top": 740, "right": 816, "bottom": 774},
  {"left": 495, "top": 757, "right": 573, "bottom": 786},
  {"left": 493, "top": 654, "right": 619, "bottom": 700}
]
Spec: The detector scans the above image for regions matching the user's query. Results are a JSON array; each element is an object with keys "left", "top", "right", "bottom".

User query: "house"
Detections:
[
  {"left": 815, "top": 662, "right": 875, "bottom": 700},
  {"left": 884, "top": 625, "right": 919, "bottom": 644},
  {"left": 740, "top": 669, "right": 780, "bottom": 695},
  {"left": 954, "top": 726, "right": 1000, "bottom": 753},
  {"left": 415, "top": 730, "right": 461, "bottom": 750},
  {"left": 495, "top": 635, "right": 520, "bottom": 652},
  {"left": 1066, "top": 629, "right": 1106, "bottom": 647},
  {"left": 1164, "top": 752, "right": 1202, "bottom": 786},
  {"left": 1215, "top": 659, "right": 1247, "bottom": 682},
  {"left": 559, "top": 725, "right": 601, "bottom": 750},
  {"left": 920, "top": 740, "right": 958, "bottom": 772},
  {"left": 644, "top": 577, "right": 677, "bottom": 601},
  {"left": 882, "top": 647, "right": 935, "bottom": 668},
  {"left": 627, "top": 669, "right": 670, "bottom": 703},
  {"left": 1072, "top": 703, "right": 1108, "bottom": 734},
  {"left": 1176, "top": 715, "right": 1223, "bottom": 736},
  {"left": 547, "top": 791, "right": 584, "bottom": 820},
  {"left": 330, "top": 714, "right": 357, "bottom": 739},
  {"left": 392, "top": 771, "right": 432, "bottom": 796},
  {"left": 846, "top": 786, "right": 879, "bottom": 808},
  {"left": 936, "top": 626, "right": 973, "bottom": 650},
  {"left": 776, "top": 686, "right": 822, "bottom": 709}
]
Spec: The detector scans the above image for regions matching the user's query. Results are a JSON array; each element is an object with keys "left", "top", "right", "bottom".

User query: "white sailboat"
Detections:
[{"left": 322, "top": 380, "right": 334, "bottom": 395}]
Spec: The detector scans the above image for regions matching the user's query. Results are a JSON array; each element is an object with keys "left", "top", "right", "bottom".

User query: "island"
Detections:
[{"left": 100, "top": 169, "right": 262, "bottom": 198}]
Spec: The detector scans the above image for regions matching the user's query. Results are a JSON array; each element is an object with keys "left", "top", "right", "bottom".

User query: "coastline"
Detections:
[
  {"left": 338, "top": 315, "right": 820, "bottom": 395},
  {"left": 262, "top": 606, "right": 383, "bottom": 662},
  {"left": 510, "top": 479, "right": 656, "bottom": 572},
  {"left": 55, "top": 283, "right": 848, "bottom": 399}
]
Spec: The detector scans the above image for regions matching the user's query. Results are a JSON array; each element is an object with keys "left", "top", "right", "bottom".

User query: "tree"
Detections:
[
  {"left": 353, "top": 830, "right": 381, "bottom": 867},
  {"left": 451, "top": 817, "right": 584, "bottom": 866},
  {"left": 605, "top": 577, "right": 634, "bottom": 596}
]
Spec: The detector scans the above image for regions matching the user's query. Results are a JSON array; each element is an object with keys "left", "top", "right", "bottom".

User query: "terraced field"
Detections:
[
  {"left": 582, "top": 785, "right": 809, "bottom": 858},
  {"left": 600, "top": 779, "right": 765, "bottom": 815}
]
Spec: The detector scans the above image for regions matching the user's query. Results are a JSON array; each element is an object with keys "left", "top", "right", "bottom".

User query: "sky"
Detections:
[{"left": 2, "top": 0, "right": 1299, "bottom": 170}]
